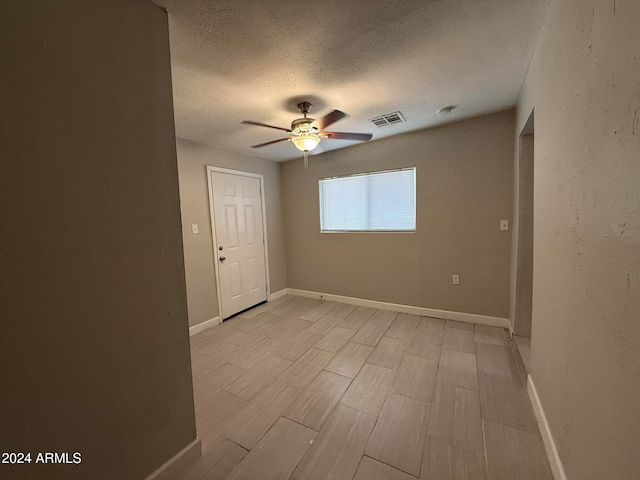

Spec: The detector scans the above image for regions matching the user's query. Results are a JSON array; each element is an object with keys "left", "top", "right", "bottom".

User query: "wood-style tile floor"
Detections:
[{"left": 182, "top": 296, "right": 553, "bottom": 480}]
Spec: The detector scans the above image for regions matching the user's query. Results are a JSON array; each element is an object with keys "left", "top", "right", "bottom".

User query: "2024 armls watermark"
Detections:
[{"left": 2, "top": 452, "right": 82, "bottom": 465}]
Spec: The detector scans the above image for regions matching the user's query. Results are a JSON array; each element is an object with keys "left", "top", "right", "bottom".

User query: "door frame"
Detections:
[
  {"left": 206, "top": 165, "right": 271, "bottom": 320},
  {"left": 513, "top": 110, "right": 534, "bottom": 338}
]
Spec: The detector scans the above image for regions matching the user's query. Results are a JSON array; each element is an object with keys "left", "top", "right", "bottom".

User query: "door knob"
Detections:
[{"left": 219, "top": 256, "right": 226, "bottom": 262}]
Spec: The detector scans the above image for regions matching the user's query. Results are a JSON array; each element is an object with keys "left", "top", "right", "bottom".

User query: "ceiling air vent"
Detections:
[{"left": 369, "top": 111, "right": 405, "bottom": 128}]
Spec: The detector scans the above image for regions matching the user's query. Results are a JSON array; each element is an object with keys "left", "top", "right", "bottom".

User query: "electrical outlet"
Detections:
[
  {"left": 191, "top": 224, "right": 199, "bottom": 234},
  {"left": 500, "top": 220, "right": 509, "bottom": 231},
  {"left": 452, "top": 275, "right": 460, "bottom": 285}
]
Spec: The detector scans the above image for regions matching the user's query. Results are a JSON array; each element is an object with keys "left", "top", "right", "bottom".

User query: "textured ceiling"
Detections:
[{"left": 155, "top": 0, "right": 548, "bottom": 162}]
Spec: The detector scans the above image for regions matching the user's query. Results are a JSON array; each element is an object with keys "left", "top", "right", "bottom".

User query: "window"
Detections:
[{"left": 319, "top": 167, "right": 416, "bottom": 232}]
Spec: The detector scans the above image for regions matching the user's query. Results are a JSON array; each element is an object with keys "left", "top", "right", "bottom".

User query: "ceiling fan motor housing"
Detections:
[{"left": 291, "top": 117, "right": 316, "bottom": 133}]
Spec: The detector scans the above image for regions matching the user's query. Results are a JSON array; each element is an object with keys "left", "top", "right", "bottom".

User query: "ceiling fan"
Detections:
[{"left": 242, "top": 102, "right": 373, "bottom": 167}]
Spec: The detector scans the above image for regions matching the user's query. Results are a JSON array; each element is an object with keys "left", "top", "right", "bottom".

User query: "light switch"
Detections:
[
  {"left": 500, "top": 220, "right": 509, "bottom": 231},
  {"left": 452, "top": 275, "right": 460, "bottom": 285},
  {"left": 191, "top": 224, "right": 199, "bottom": 234}
]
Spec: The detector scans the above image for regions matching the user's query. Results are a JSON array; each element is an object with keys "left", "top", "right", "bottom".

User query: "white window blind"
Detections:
[{"left": 319, "top": 167, "right": 416, "bottom": 232}]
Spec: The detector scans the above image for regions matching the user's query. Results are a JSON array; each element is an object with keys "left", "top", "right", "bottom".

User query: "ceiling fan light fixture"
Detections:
[{"left": 292, "top": 134, "right": 320, "bottom": 152}]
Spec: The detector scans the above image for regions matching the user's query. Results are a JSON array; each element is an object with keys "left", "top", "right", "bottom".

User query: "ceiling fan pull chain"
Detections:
[{"left": 303, "top": 151, "right": 309, "bottom": 168}]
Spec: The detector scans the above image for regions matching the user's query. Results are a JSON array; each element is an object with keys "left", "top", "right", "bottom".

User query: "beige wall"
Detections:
[
  {"left": 514, "top": 0, "right": 640, "bottom": 478},
  {"left": 0, "top": 1, "right": 196, "bottom": 479},
  {"left": 281, "top": 110, "right": 515, "bottom": 319},
  {"left": 177, "top": 143, "right": 287, "bottom": 327}
]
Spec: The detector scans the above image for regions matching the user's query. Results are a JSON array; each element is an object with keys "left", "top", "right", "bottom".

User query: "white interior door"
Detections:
[{"left": 210, "top": 171, "right": 267, "bottom": 319}]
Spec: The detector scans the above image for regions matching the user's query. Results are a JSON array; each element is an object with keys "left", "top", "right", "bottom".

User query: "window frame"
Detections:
[{"left": 318, "top": 166, "right": 417, "bottom": 234}]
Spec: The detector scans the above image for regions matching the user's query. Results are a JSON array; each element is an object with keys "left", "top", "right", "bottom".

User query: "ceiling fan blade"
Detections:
[
  {"left": 311, "top": 110, "right": 346, "bottom": 131},
  {"left": 250, "top": 137, "right": 291, "bottom": 148},
  {"left": 241, "top": 120, "right": 291, "bottom": 132},
  {"left": 323, "top": 131, "right": 373, "bottom": 142}
]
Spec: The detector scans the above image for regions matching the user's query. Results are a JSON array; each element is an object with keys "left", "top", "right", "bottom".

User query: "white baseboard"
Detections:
[
  {"left": 189, "top": 316, "right": 221, "bottom": 337},
  {"left": 287, "top": 288, "right": 510, "bottom": 330},
  {"left": 269, "top": 288, "right": 288, "bottom": 301},
  {"left": 145, "top": 437, "right": 201, "bottom": 480},
  {"left": 527, "top": 375, "right": 568, "bottom": 480}
]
